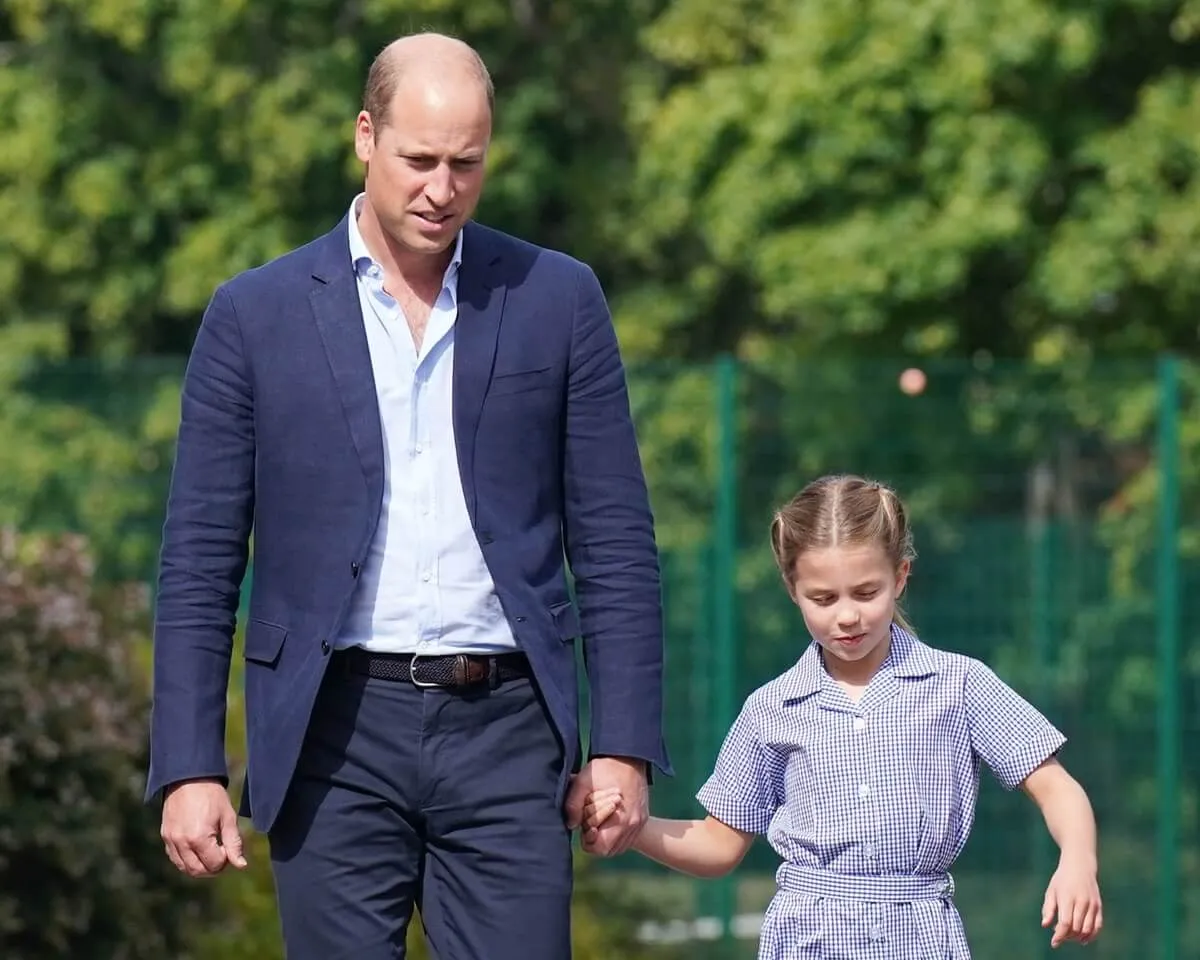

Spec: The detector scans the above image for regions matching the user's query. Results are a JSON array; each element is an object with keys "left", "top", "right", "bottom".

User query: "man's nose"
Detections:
[{"left": 424, "top": 165, "right": 454, "bottom": 206}]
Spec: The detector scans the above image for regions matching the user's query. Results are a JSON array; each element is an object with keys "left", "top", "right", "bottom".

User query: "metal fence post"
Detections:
[
  {"left": 712, "top": 354, "right": 739, "bottom": 953},
  {"left": 1156, "top": 353, "right": 1181, "bottom": 960},
  {"left": 1028, "top": 471, "right": 1055, "bottom": 960}
]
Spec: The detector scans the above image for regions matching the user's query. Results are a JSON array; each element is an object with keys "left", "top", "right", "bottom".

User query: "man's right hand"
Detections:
[{"left": 160, "top": 778, "right": 247, "bottom": 877}]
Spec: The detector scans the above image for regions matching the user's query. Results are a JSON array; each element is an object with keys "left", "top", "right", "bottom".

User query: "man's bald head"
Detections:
[{"left": 362, "top": 33, "right": 494, "bottom": 139}]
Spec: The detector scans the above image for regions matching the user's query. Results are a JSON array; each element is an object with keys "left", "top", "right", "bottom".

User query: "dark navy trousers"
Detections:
[{"left": 267, "top": 657, "right": 573, "bottom": 959}]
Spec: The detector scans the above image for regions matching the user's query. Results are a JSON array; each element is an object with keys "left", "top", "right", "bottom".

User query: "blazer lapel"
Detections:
[
  {"left": 453, "top": 222, "right": 507, "bottom": 524},
  {"left": 308, "top": 217, "right": 385, "bottom": 507}
]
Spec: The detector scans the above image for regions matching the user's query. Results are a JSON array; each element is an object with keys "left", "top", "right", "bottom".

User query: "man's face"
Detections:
[{"left": 354, "top": 74, "right": 491, "bottom": 259}]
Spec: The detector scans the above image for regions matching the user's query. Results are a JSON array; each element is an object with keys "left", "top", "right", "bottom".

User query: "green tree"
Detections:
[
  {"left": 0, "top": 0, "right": 656, "bottom": 360},
  {"left": 0, "top": 529, "right": 217, "bottom": 959},
  {"left": 616, "top": 0, "right": 1200, "bottom": 364}
]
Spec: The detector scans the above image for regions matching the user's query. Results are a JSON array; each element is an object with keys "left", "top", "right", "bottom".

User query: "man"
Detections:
[{"left": 147, "top": 32, "right": 669, "bottom": 959}]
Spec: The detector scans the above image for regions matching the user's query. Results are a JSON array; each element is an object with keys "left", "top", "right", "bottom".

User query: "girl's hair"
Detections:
[{"left": 769, "top": 474, "right": 917, "bottom": 631}]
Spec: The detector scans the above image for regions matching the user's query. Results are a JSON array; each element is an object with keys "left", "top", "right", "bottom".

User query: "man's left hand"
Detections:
[{"left": 564, "top": 756, "right": 648, "bottom": 856}]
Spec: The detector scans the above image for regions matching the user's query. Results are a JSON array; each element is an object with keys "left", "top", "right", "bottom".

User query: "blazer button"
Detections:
[
  {"left": 321, "top": 640, "right": 331, "bottom": 655},
  {"left": 351, "top": 562, "right": 360, "bottom": 578}
]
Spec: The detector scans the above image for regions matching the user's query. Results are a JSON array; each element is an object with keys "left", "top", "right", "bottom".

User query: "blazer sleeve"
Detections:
[
  {"left": 145, "top": 284, "right": 256, "bottom": 802},
  {"left": 561, "top": 263, "right": 672, "bottom": 776}
]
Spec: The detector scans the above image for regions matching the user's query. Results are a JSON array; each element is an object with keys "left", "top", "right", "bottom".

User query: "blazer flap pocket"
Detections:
[
  {"left": 550, "top": 600, "right": 580, "bottom": 642},
  {"left": 244, "top": 618, "right": 288, "bottom": 666}
]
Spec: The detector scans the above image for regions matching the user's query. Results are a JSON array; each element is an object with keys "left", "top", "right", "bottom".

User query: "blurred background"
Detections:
[{"left": 1, "top": 1, "right": 1199, "bottom": 957}]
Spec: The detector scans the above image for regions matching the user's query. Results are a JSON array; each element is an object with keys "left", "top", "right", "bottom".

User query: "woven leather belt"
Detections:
[{"left": 334, "top": 647, "right": 531, "bottom": 690}]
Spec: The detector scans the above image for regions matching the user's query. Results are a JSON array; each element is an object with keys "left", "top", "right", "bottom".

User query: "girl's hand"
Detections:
[
  {"left": 1042, "top": 856, "right": 1102, "bottom": 947},
  {"left": 581, "top": 788, "right": 623, "bottom": 844}
]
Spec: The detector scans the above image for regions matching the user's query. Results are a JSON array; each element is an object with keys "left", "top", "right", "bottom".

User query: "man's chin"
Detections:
[{"left": 401, "top": 233, "right": 457, "bottom": 257}]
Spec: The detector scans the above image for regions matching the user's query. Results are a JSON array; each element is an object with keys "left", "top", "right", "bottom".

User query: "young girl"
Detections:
[{"left": 583, "top": 474, "right": 1102, "bottom": 957}]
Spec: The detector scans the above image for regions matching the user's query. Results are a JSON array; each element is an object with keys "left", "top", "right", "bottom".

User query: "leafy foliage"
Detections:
[
  {"left": 619, "top": 0, "right": 1200, "bottom": 363},
  {"left": 0, "top": 530, "right": 215, "bottom": 959},
  {"left": 0, "top": 0, "right": 656, "bottom": 358}
]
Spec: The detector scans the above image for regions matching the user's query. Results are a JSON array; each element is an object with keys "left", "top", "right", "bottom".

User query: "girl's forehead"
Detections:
[{"left": 793, "top": 544, "right": 894, "bottom": 582}]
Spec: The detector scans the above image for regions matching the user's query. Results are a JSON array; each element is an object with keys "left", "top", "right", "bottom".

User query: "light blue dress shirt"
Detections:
[{"left": 334, "top": 195, "right": 518, "bottom": 656}]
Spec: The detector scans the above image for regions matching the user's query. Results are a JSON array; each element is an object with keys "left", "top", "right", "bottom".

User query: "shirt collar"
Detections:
[
  {"left": 778, "top": 622, "right": 939, "bottom": 703},
  {"left": 346, "top": 192, "right": 463, "bottom": 286}
]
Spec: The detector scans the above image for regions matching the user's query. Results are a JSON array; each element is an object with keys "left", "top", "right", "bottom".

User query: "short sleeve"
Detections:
[
  {"left": 695, "top": 698, "right": 784, "bottom": 834},
  {"left": 964, "top": 659, "right": 1066, "bottom": 790}
]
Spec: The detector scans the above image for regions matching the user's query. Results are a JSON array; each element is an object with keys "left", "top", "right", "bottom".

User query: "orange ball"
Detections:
[{"left": 898, "top": 367, "right": 926, "bottom": 396}]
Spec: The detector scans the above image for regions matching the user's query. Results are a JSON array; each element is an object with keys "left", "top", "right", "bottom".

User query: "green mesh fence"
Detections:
[
  {"left": 4, "top": 354, "right": 1198, "bottom": 959},
  {"left": 611, "top": 354, "right": 1199, "bottom": 960}
]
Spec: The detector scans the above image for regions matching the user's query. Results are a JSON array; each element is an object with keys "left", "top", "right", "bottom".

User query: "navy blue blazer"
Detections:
[{"left": 146, "top": 216, "right": 671, "bottom": 833}]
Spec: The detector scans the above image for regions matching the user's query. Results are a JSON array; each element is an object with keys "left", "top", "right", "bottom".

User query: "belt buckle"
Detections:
[{"left": 409, "top": 654, "right": 442, "bottom": 689}]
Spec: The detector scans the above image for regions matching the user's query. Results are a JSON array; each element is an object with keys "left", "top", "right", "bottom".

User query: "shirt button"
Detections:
[
  {"left": 864, "top": 843, "right": 876, "bottom": 858},
  {"left": 853, "top": 716, "right": 867, "bottom": 732},
  {"left": 422, "top": 572, "right": 431, "bottom": 582},
  {"left": 415, "top": 444, "right": 423, "bottom": 454},
  {"left": 870, "top": 926, "right": 884, "bottom": 941},
  {"left": 858, "top": 783, "right": 870, "bottom": 800}
]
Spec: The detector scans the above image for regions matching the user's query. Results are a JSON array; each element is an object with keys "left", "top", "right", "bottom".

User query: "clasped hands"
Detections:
[{"left": 563, "top": 756, "right": 647, "bottom": 856}]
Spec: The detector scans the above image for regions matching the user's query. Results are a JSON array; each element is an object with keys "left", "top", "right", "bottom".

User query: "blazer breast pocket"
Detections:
[{"left": 487, "top": 366, "right": 557, "bottom": 398}]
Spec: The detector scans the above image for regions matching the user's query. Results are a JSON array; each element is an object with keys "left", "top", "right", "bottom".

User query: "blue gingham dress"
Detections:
[{"left": 696, "top": 625, "right": 1065, "bottom": 959}]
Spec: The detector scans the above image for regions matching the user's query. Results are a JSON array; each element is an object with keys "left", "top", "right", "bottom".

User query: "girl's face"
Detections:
[{"left": 790, "top": 544, "right": 909, "bottom": 678}]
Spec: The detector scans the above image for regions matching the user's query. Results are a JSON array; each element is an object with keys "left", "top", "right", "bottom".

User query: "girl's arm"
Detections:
[
  {"left": 582, "top": 791, "right": 754, "bottom": 879},
  {"left": 1021, "top": 757, "right": 1097, "bottom": 867},
  {"left": 1020, "top": 757, "right": 1103, "bottom": 946},
  {"left": 633, "top": 815, "right": 755, "bottom": 879}
]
